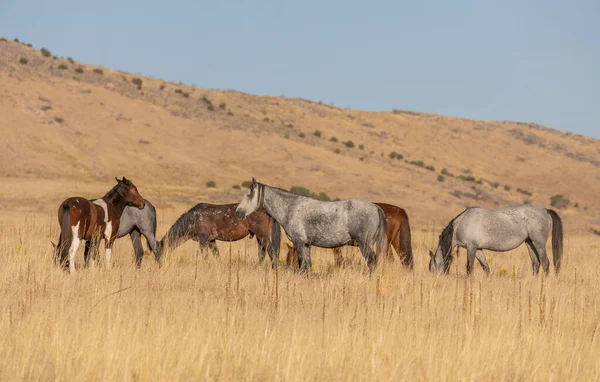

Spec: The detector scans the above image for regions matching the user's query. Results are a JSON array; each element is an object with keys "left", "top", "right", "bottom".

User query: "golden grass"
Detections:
[{"left": 1, "top": 212, "right": 599, "bottom": 380}]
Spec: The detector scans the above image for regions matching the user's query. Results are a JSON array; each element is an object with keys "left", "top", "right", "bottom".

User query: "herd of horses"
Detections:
[{"left": 53, "top": 177, "right": 563, "bottom": 276}]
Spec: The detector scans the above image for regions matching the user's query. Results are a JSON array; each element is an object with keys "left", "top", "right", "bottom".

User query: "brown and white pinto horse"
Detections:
[
  {"left": 54, "top": 177, "right": 145, "bottom": 274},
  {"left": 285, "top": 202, "right": 413, "bottom": 269}
]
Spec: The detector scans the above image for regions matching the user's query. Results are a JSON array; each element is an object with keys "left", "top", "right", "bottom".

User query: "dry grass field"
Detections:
[
  {"left": 1, "top": 38, "right": 600, "bottom": 380},
  {"left": 0, "top": 213, "right": 599, "bottom": 380}
]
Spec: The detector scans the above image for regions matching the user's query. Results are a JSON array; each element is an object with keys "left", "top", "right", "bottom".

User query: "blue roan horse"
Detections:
[
  {"left": 429, "top": 204, "right": 563, "bottom": 275},
  {"left": 235, "top": 178, "right": 388, "bottom": 272}
]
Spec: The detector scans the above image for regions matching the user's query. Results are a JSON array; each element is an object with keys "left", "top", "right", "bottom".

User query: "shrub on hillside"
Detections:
[
  {"left": 389, "top": 151, "right": 403, "bottom": 160},
  {"left": 343, "top": 140, "right": 355, "bottom": 148},
  {"left": 241, "top": 181, "right": 253, "bottom": 188},
  {"left": 313, "top": 130, "right": 322, "bottom": 138},
  {"left": 93, "top": 68, "right": 103, "bottom": 75},
  {"left": 74, "top": 67, "right": 84, "bottom": 74},
  {"left": 550, "top": 194, "right": 570, "bottom": 209},
  {"left": 58, "top": 64, "right": 68, "bottom": 70},
  {"left": 330, "top": 136, "right": 338, "bottom": 142},
  {"left": 132, "top": 77, "right": 143, "bottom": 89},
  {"left": 40, "top": 48, "right": 51, "bottom": 57},
  {"left": 206, "top": 181, "right": 216, "bottom": 188},
  {"left": 441, "top": 168, "right": 454, "bottom": 177},
  {"left": 19, "top": 57, "right": 28, "bottom": 65}
]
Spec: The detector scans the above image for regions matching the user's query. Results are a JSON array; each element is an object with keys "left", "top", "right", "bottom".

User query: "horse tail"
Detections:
[
  {"left": 398, "top": 209, "right": 414, "bottom": 270},
  {"left": 547, "top": 209, "right": 564, "bottom": 273},
  {"left": 56, "top": 203, "right": 72, "bottom": 268},
  {"left": 269, "top": 217, "right": 281, "bottom": 258},
  {"left": 374, "top": 206, "right": 388, "bottom": 267}
]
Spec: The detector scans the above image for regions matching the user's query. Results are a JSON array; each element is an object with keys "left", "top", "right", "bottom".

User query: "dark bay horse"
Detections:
[
  {"left": 236, "top": 178, "right": 387, "bottom": 273},
  {"left": 54, "top": 177, "right": 145, "bottom": 274},
  {"left": 285, "top": 202, "right": 413, "bottom": 269},
  {"left": 157, "top": 203, "right": 281, "bottom": 267},
  {"left": 429, "top": 204, "right": 563, "bottom": 275},
  {"left": 83, "top": 199, "right": 161, "bottom": 268}
]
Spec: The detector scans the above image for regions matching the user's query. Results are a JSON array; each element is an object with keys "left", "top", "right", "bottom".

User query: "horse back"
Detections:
[
  {"left": 374, "top": 203, "right": 406, "bottom": 235},
  {"left": 58, "top": 197, "right": 103, "bottom": 240}
]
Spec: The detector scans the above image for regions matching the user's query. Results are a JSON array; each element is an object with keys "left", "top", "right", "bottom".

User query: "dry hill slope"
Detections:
[{"left": 1, "top": 38, "right": 599, "bottom": 233}]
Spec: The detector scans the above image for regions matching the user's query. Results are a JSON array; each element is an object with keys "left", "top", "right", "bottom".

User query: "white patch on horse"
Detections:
[
  {"left": 69, "top": 222, "right": 81, "bottom": 275},
  {"left": 93, "top": 199, "right": 114, "bottom": 267},
  {"left": 105, "top": 247, "right": 112, "bottom": 269},
  {"left": 93, "top": 199, "right": 112, "bottom": 239},
  {"left": 93, "top": 199, "right": 110, "bottom": 223}
]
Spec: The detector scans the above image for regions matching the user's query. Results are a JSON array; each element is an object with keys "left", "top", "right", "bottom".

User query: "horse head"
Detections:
[
  {"left": 116, "top": 177, "right": 145, "bottom": 209},
  {"left": 236, "top": 177, "right": 260, "bottom": 219}
]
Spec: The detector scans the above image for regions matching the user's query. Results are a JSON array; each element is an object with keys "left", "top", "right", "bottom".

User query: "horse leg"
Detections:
[
  {"left": 104, "top": 238, "right": 114, "bottom": 269},
  {"left": 475, "top": 250, "right": 490, "bottom": 275},
  {"left": 257, "top": 238, "right": 267, "bottom": 264},
  {"left": 466, "top": 245, "right": 477, "bottom": 276},
  {"left": 209, "top": 241, "right": 219, "bottom": 257},
  {"left": 266, "top": 240, "right": 279, "bottom": 269},
  {"left": 296, "top": 243, "right": 311, "bottom": 272},
  {"left": 332, "top": 247, "right": 344, "bottom": 267},
  {"left": 357, "top": 239, "right": 378, "bottom": 273},
  {"left": 144, "top": 231, "right": 162, "bottom": 267},
  {"left": 130, "top": 229, "right": 144, "bottom": 268},
  {"left": 198, "top": 242, "right": 209, "bottom": 257},
  {"left": 84, "top": 234, "right": 101, "bottom": 267},
  {"left": 531, "top": 239, "right": 550, "bottom": 275},
  {"left": 388, "top": 232, "right": 399, "bottom": 262},
  {"left": 68, "top": 235, "right": 81, "bottom": 275},
  {"left": 525, "top": 239, "right": 541, "bottom": 275},
  {"left": 84, "top": 241, "right": 92, "bottom": 267}
]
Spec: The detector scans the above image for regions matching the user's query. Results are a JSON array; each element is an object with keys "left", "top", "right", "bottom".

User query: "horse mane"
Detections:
[
  {"left": 439, "top": 207, "right": 472, "bottom": 258},
  {"left": 162, "top": 203, "right": 205, "bottom": 248},
  {"left": 103, "top": 180, "right": 130, "bottom": 202}
]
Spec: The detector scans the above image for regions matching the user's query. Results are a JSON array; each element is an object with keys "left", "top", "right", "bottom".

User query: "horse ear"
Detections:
[
  {"left": 429, "top": 250, "right": 434, "bottom": 258},
  {"left": 285, "top": 243, "right": 292, "bottom": 249},
  {"left": 51, "top": 241, "right": 56, "bottom": 249},
  {"left": 122, "top": 176, "right": 128, "bottom": 183},
  {"left": 252, "top": 177, "right": 257, "bottom": 186},
  {"left": 115, "top": 177, "right": 121, "bottom": 183}
]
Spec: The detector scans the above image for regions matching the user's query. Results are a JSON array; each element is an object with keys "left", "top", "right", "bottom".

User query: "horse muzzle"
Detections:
[{"left": 235, "top": 209, "right": 246, "bottom": 219}]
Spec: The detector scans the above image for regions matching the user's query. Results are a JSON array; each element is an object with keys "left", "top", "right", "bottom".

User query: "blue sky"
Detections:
[{"left": 1, "top": 0, "right": 598, "bottom": 138}]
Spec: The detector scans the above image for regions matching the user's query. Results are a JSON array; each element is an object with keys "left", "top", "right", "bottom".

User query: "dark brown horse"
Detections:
[
  {"left": 285, "top": 202, "right": 413, "bottom": 269},
  {"left": 156, "top": 203, "right": 281, "bottom": 267},
  {"left": 54, "top": 177, "right": 145, "bottom": 274}
]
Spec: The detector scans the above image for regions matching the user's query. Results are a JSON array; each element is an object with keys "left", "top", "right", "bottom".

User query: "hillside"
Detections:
[{"left": 1, "top": 37, "right": 599, "bottom": 233}]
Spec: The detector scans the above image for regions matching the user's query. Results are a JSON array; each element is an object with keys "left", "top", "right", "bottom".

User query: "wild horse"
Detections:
[
  {"left": 285, "top": 202, "right": 413, "bottom": 269},
  {"left": 429, "top": 204, "right": 563, "bottom": 275},
  {"left": 83, "top": 199, "right": 161, "bottom": 268},
  {"left": 54, "top": 177, "right": 145, "bottom": 274},
  {"left": 236, "top": 178, "right": 387, "bottom": 273},
  {"left": 157, "top": 203, "right": 281, "bottom": 267}
]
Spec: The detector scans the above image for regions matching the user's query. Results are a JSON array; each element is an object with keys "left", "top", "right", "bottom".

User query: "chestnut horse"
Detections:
[
  {"left": 54, "top": 177, "right": 145, "bottom": 274},
  {"left": 156, "top": 203, "right": 281, "bottom": 267},
  {"left": 285, "top": 202, "right": 413, "bottom": 269}
]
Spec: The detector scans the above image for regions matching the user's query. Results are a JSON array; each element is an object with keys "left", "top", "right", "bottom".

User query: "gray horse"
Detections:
[
  {"left": 84, "top": 199, "right": 161, "bottom": 268},
  {"left": 235, "top": 178, "right": 388, "bottom": 272},
  {"left": 429, "top": 204, "right": 563, "bottom": 275}
]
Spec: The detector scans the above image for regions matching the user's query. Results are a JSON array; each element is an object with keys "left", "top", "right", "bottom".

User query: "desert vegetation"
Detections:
[{"left": 0, "top": 217, "right": 598, "bottom": 380}]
